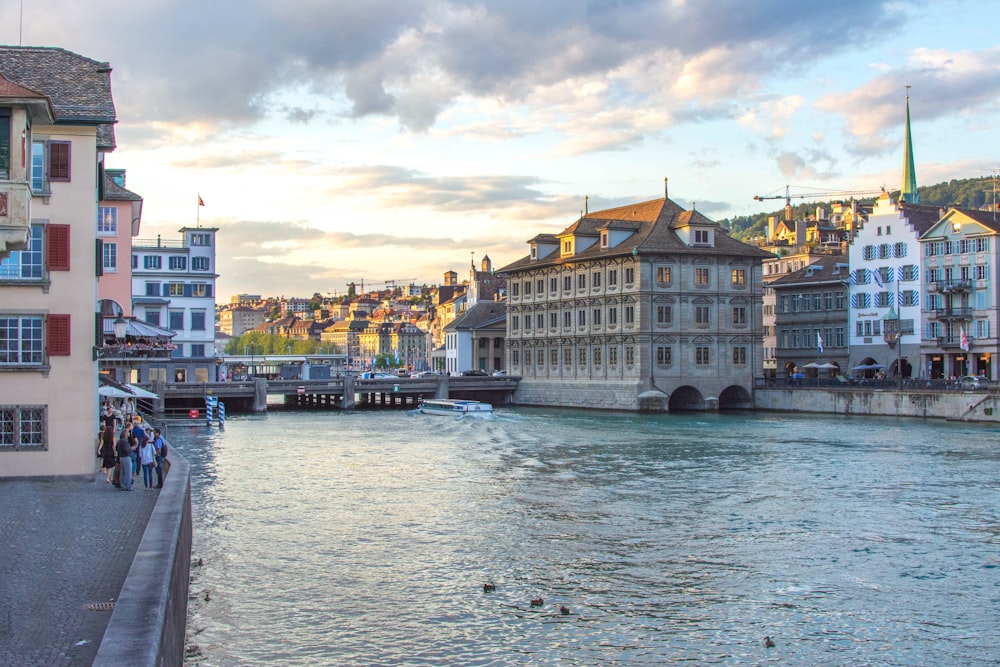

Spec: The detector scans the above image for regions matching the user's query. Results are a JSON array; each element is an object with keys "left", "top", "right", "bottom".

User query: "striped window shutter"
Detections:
[
  {"left": 47, "top": 314, "right": 71, "bottom": 356},
  {"left": 46, "top": 224, "right": 71, "bottom": 271}
]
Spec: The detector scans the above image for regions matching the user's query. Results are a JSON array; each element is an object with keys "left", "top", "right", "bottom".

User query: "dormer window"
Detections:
[
  {"left": 694, "top": 229, "right": 709, "bottom": 245},
  {"left": 600, "top": 231, "right": 608, "bottom": 248},
  {"left": 530, "top": 246, "right": 537, "bottom": 260},
  {"left": 562, "top": 239, "right": 573, "bottom": 255}
]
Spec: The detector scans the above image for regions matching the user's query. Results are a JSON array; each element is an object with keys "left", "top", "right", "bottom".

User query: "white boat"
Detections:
[{"left": 416, "top": 398, "right": 494, "bottom": 418}]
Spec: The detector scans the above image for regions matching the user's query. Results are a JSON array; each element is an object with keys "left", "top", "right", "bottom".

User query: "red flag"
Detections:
[{"left": 198, "top": 195, "right": 205, "bottom": 207}]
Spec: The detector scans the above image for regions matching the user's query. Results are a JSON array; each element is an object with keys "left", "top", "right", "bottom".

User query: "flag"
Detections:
[
  {"left": 960, "top": 326, "right": 970, "bottom": 352},
  {"left": 817, "top": 332, "right": 824, "bottom": 355},
  {"left": 871, "top": 268, "right": 883, "bottom": 288},
  {"left": 198, "top": 194, "right": 205, "bottom": 207}
]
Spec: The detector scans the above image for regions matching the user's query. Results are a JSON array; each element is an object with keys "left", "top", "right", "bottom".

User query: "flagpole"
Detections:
[{"left": 197, "top": 193, "right": 201, "bottom": 228}]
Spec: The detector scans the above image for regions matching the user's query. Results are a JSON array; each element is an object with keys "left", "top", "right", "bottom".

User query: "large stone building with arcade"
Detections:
[{"left": 500, "top": 188, "right": 772, "bottom": 411}]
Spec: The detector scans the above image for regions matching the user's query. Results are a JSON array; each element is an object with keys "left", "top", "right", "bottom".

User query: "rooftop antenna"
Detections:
[
  {"left": 664, "top": 177, "right": 668, "bottom": 199},
  {"left": 19, "top": 0, "right": 23, "bottom": 46},
  {"left": 585, "top": 195, "right": 589, "bottom": 215},
  {"left": 984, "top": 167, "right": 999, "bottom": 221}
]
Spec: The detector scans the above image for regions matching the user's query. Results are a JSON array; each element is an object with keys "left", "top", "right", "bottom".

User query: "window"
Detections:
[
  {"left": 190, "top": 233, "right": 211, "bottom": 246},
  {"left": 732, "top": 269, "right": 746, "bottom": 286},
  {"left": 145, "top": 309, "right": 161, "bottom": 326},
  {"left": 549, "top": 349, "right": 557, "bottom": 365},
  {"left": 625, "top": 346, "right": 634, "bottom": 365},
  {"left": 563, "top": 311, "right": 571, "bottom": 328},
  {"left": 536, "top": 314, "right": 544, "bottom": 329},
  {"left": 192, "top": 256, "right": 210, "bottom": 271},
  {"left": 976, "top": 237, "right": 990, "bottom": 253},
  {"left": 145, "top": 281, "right": 160, "bottom": 297},
  {"left": 191, "top": 344, "right": 205, "bottom": 357},
  {"left": 624, "top": 306, "right": 634, "bottom": 324},
  {"left": 512, "top": 349, "right": 520, "bottom": 366},
  {"left": 169, "top": 256, "right": 187, "bottom": 271},
  {"left": 695, "top": 346, "right": 710, "bottom": 365},
  {"left": 608, "top": 269, "right": 617, "bottom": 286},
  {"left": 694, "top": 229, "right": 709, "bottom": 244},
  {"left": 895, "top": 242, "right": 907, "bottom": 258},
  {"left": 608, "top": 307, "right": 618, "bottom": 325},
  {"left": 511, "top": 315, "right": 519, "bottom": 331},
  {"left": 593, "top": 309, "right": 602, "bottom": 326},
  {"left": 144, "top": 255, "right": 162, "bottom": 270},
  {"left": 0, "top": 316, "right": 43, "bottom": 365},
  {"left": 564, "top": 348, "right": 572, "bottom": 366},
  {"left": 600, "top": 231, "right": 608, "bottom": 248},
  {"left": 0, "top": 405, "right": 46, "bottom": 450},
  {"left": 45, "top": 224, "right": 70, "bottom": 272},
  {"left": 977, "top": 265, "right": 990, "bottom": 281},
  {"left": 168, "top": 282, "right": 184, "bottom": 296},
  {"left": 577, "top": 274, "right": 586, "bottom": 289},
  {"left": 656, "top": 305, "right": 672, "bottom": 324},
  {"left": 563, "top": 276, "right": 571, "bottom": 291},
  {"left": 625, "top": 267, "right": 635, "bottom": 284},
  {"left": 593, "top": 347, "right": 602, "bottom": 366},
  {"left": 524, "top": 281, "right": 532, "bottom": 296},
  {"left": 550, "top": 277, "right": 557, "bottom": 292},
  {"left": 48, "top": 141, "right": 70, "bottom": 182},
  {"left": 562, "top": 239, "right": 572, "bottom": 254},
  {"left": 169, "top": 310, "right": 184, "bottom": 330},
  {"left": 97, "top": 207, "right": 117, "bottom": 236},
  {"left": 100, "top": 242, "right": 117, "bottom": 272},
  {"left": 0, "top": 108, "right": 9, "bottom": 179},
  {"left": 579, "top": 347, "right": 587, "bottom": 366},
  {"left": 549, "top": 312, "right": 557, "bottom": 328},
  {"left": 577, "top": 310, "right": 586, "bottom": 326},
  {"left": 511, "top": 283, "right": 520, "bottom": 297},
  {"left": 191, "top": 311, "right": 207, "bottom": 331},
  {"left": 656, "top": 346, "right": 671, "bottom": 365},
  {"left": 733, "top": 347, "right": 747, "bottom": 365},
  {"left": 695, "top": 268, "right": 710, "bottom": 286},
  {"left": 592, "top": 272, "right": 601, "bottom": 288},
  {"left": 732, "top": 306, "right": 747, "bottom": 325},
  {"left": 696, "top": 306, "right": 710, "bottom": 325},
  {"left": 656, "top": 266, "right": 671, "bottom": 283},
  {"left": 976, "top": 320, "right": 990, "bottom": 339},
  {"left": 608, "top": 347, "right": 617, "bottom": 366},
  {"left": 0, "top": 224, "right": 44, "bottom": 281},
  {"left": 536, "top": 279, "right": 544, "bottom": 294}
]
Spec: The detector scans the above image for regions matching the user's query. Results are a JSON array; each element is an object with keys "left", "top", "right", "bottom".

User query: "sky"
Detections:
[{"left": 4, "top": 0, "right": 1000, "bottom": 301}]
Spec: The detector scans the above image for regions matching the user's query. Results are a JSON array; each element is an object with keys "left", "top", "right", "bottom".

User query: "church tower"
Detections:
[{"left": 900, "top": 88, "right": 919, "bottom": 204}]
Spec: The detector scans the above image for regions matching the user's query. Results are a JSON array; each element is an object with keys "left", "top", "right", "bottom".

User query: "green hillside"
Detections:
[{"left": 721, "top": 176, "right": 999, "bottom": 242}]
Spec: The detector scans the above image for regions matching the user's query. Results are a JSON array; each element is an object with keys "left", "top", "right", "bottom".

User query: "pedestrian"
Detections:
[
  {"left": 138, "top": 435, "right": 157, "bottom": 489},
  {"left": 152, "top": 428, "right": 165, "bottom": 488},
  {"left": 116, "top": 429, "right": 134, "bottom": 491},
  {"left": 130, "top": 418, "right": 145, "bottom": 477},
  {"left": 123, "top": 398, "right": 135, "bottom": 423},
  {"left": 99, "top": 424, "right": 117, "bottom": 484}
]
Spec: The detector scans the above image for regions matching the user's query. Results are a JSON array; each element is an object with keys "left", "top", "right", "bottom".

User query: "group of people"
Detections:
[{"left": 97, "top": 403, "right": 169, "bottom": 491}]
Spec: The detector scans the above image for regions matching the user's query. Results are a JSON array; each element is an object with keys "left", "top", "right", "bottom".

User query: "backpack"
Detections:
[{"left": 160, "top": 441, "right": 168, "bottom": 458}]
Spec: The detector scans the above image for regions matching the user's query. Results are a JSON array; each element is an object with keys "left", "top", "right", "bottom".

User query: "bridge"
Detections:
[{"left": 138, "top": 375, "right": 519, "bottom": 415}]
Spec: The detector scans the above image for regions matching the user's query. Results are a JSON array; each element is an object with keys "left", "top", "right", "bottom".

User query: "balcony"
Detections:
[
  {"left": 96, "top": 345, "right": 174, "bottom": 361},
  {"left": 937, "top": 336, "right": 973, "bottom": 349},
  {"left": 931, "top": 279, "right": 973, "bottom": 292},
  {"left": 931, "top": 307, "right": 973, "bottom": 321},
  {"left": 0, "top": 181, "right": 32, "bottom": 260}
]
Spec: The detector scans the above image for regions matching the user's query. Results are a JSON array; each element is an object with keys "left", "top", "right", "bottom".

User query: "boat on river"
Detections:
[{"left": 415, "top": 398, "right": 494, "bottom": 418}]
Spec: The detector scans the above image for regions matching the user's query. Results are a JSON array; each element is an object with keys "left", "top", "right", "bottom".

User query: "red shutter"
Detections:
[
  {"left": 47, "top": 314, "right": 71, "bottom": 356},
  {"left": 49, "top": 142, "right": 71, "bottom": 181},
  {"left": 46, "top": 224, "right": 71, "bottom": 271}
]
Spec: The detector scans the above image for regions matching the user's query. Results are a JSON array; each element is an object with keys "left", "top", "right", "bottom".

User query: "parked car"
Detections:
[
  {"left": 461, "top": 369, "right": 489, "bottom": 376},
  {"left": 358, "top": 371, "right": 397, "bottom": 380},
  {"left": 959, "top": 375, "right": 987, "bottom": 390},
  {"left": 492, "top": 370, "right": 508, "bottom": 377}
]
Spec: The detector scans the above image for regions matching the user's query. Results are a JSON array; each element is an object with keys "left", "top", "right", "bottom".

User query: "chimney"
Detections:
[
  {"left": 767, "top": 216, "right": 776, "bottom": 244},
  {"left": 664, "top": 177, "right": 669, "bottom": 199},
  {"left": 795, "top": 220, "right": 806, "bottom": 246}
]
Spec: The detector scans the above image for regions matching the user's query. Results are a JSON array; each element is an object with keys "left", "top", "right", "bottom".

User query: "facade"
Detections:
[
  {"left": 443, "top": 301, "right": 506, "bottom": 374},
  {"left": 131, "top": 226, "right": 219, "bottom": 362},
  {"left": 0, "top": 47, "right": 116, "bottom": 476},
  {"left": 97, "top": 170, "right": 142, "bottom": 317},
  {"left": 769, "top": 261, "right": 851, "bottom": 377},
  {"left": 501, "top": 193, "right": 771, "bottom": 411},
  {"left": 357, "top": 321, "right": 426, "bottom": 368},
  {"left": 219, "top": 305, "right": 265, "bottom": 336},
  {"left": 847, "top": 194, "right": 939, "bottom": 376},
  {"left": 320, "top": 319, "right": 368, "bottom": 368},
  {"left": 918, "top": 208, "right": 1000, "bottom": 379}
]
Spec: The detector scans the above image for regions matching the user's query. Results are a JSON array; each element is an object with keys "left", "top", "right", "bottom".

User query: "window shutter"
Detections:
[
  {"left": 95, "top": 239, "right": 104, "bottom": 277},
  {"left": 49, "top": 142, "right": 70, "bottom": 181},
  {"left": 205, "top": 284, "right": 213, "bottom": 297},
  {"left": 47, "top": 314, "right": 71, "bottom": 356},
  {"left": 162, "top": 283, "right": 169, "bottom": 297},
  {"left": 46, "top": 224, "right": 71, "bottom": 271},
  {"left": 183, "top": 283, "right": 192, "bottom": 297}
]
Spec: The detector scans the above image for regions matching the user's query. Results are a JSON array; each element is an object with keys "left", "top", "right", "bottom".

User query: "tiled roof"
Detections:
[
  {"left": 899, "top": 202, "right": 943, "bottom": 235},
  {"left": 0, "top": 46, "right": 116, "bottom": 149},
  {"left": 502, "top": 197, "right": 772, "bottom": 273},
  {"left": 769, "top": 261, "right": 851, "bottom": 288},
  {"left": 444, "top": 301, "right": 507, "bottom": 331},
  {"left": 102, "top": 173, "right": 143, "bottom": 202}
]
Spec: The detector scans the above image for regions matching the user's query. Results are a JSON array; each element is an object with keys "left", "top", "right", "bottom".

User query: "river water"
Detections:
[{"left": 170, "top": 407, "right": 1000, "bottom": 666}]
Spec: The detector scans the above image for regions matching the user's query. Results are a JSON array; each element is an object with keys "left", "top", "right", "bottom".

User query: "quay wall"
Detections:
[
  {"left": 514, "top": 380, "right": 642, "bottom": 411},
  {"left": 93, "top": 450, "right": 192, "bottom": 667},
  {"left": 753, "top": 388, "right": 1000, "bottom": 422}
]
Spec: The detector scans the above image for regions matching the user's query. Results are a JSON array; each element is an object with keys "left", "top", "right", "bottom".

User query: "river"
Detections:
[{"left": 169, "top": 407, "right": 1000, "bottom": 666}]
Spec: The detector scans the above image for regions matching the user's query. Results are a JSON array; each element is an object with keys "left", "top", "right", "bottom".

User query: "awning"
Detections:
[
  {"left": 124, "top": 384, "right": 159, "bottom": 399},
  {"left": 852, "top": 363, "right": 886, "bottom": 371},
  {"left": 102, "top": 317, "right": 175, "bottom": 339}
]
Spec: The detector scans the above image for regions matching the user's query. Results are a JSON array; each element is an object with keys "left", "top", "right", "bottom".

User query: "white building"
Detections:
[{"left": 131, "top": 226, "right": 219, "bottom": 361}]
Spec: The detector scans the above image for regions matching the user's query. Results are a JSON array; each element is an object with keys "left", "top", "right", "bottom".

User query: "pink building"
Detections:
[{"left": 97, "top": 169, "right": 142, "bottom": 316}]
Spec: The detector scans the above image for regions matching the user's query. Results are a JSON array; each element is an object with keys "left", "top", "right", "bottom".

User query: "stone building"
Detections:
[{"left": 500, "top": 191, "right": 772, "bottom": 411}]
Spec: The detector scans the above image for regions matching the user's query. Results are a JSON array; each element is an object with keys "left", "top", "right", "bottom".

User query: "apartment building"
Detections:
[{"left": 0, "top": 47, "right": 116, "bottom": 476}]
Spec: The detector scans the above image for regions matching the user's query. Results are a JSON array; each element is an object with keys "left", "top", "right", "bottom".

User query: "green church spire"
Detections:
[{"left": 901, "top": 87, "right": 919, "bottom": 204}]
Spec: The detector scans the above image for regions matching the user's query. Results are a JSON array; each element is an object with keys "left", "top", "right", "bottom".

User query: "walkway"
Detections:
[{"left": 0, "top": 472, "right": 157, "bottom": 666}]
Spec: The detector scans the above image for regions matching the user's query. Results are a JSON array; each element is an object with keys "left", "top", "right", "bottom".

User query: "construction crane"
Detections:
[
  {"left": 383, "top": 278, "right": 416, "bottom": 289},
  {"left": 754, "top": 185, "right": 885, "bottom": 221}
]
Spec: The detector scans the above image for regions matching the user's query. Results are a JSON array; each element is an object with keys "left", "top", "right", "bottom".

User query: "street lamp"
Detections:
[{"left": 113, "top": 315, "right": 128, "bottom": 341}]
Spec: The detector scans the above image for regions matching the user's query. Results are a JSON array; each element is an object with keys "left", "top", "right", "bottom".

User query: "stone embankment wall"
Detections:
[
  {"left": 754, "top": 388, "right": 1000, "bottom": 422},
  {"left": 92, "top": 450, "right": 192, "bottom": 666},
  {"left": 515, "top": 380, "right": 642, "bottom": 411}
]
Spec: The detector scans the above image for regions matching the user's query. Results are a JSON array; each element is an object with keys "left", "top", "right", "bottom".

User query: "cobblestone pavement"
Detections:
[{"left": 0, "top": 472, "right": 157, "bottom": 666}]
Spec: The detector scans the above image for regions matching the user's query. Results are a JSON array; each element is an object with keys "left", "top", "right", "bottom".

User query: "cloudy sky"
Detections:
[{"left": 6, "top": 0, "right": 999, "bottom": 300}]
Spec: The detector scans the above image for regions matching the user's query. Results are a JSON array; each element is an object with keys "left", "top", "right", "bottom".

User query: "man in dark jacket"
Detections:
[{"left": 116, "top": 431, "right": 134, "bottom": 491}]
